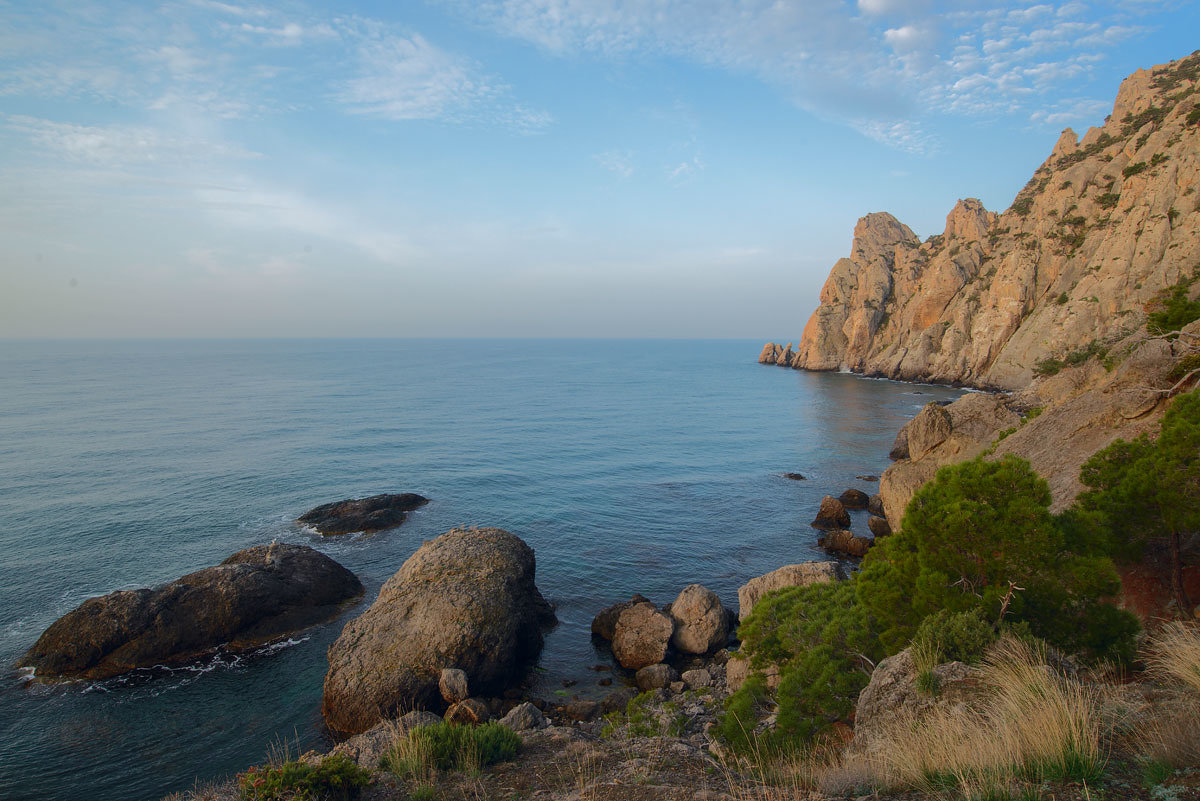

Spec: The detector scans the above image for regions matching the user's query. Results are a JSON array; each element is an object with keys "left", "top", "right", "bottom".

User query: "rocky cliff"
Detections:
[{"left": 763, "top": 52, "right": 1200, "bottom": 390}]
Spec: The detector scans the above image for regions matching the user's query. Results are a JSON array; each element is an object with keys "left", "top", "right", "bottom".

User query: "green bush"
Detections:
[
  {"left": 1147, "top": 277, "right": 1200, "bottom": 335},
  {"left": 1188, "top": 107, "right": 1200, "bottom": 127},
  {"left": 713, "top": 672, "right": 768, "bottom": 753},
  {"left": 238, "top": 754, "right": 371, "bottom": 801},
  {"left": 911, "top": 608, "right": 996, "bottom": 664},
  {"left": 1096, "top": 192, "right": 1121, "bottom": 209},
  {"left": 1123, "top": 162, "right": 1148, "bottom": 178},
  {"left": 857, "top": 455, "right": 1137, "bottom": 661},
  {"left": 1010, "top": 197, "right": 1034, "bottom": 216},
  {"left": 1057, "top": 292, "right": 1070, "bottom": 305},
  {"left": 719, "top": 580, "right": 882, "bottom": 748}
]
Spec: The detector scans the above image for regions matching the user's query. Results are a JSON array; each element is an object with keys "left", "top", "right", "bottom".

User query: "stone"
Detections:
[
  {"left": 868, "top": 515, "right": 892, "bottom": 538},
  {"left": 725, "top": 656, "right": 781, "bottom": 692},
  {"left": 682, "top": 668, "right": 711, "bottom": 688},
  {"left": 668, "top": 584, "right": 729, "bottom": 655},
  {"left": 856, "top": 475, "right": 880, "bottom": 482},
  {"left": 812, "top": 495, "right": 852, "bottom": 530},
  {"left": 853, "top": 648, "right": 982, "bottom": 752},
  {"left": 905, "top": 403, "right": 954, "bottom": 460},
  {"left": 839, "top": 488, "right": 870, "bottom": 509},
  {"left": 591, "top": 593, "right": 651, "bottom": 641},
  {"left": 818, "top": 529, "right": 873, "bottom": 557},
  {"left": 611, "top": 602, "right": 675, "bottom": 670},
  {"left": 868, "top": 493, "right": 885, "bottom": 517},
  {"left": 560, "top": 699, "right": 600, "bottom": 722},
  {"left": 635, "top": 663, "right": 679, "bottom": 691},
  {"left": 783, "top": 472, "right": 807, "bottom": 480},
  {"left": 400, "top": 710, "right": 442, "bottom": 730},
  {"left": 297, "top": 493, "right": 429, "bottom": 535},
  {"left": 499, "top": 702, "right": 546, "bottom": 731},
  {"left": 737, "top": 562, "right": 845, "bottom": 621},
  {"left": 321, "top": 527, "right": 556, "bottom": 735},
  {"left": 669, "top": 681, "right": 685, "bottom": 694},
  {"left": 18, "top": 543, "right": 363, "bottom": 682},
  {"left": 598, "top": 687, "right": 639, "bottom": 715},
  {"left": 444, "top": 698, "right": 491, "bottom": 725},
  {"left": 331, "top": 720, "right": 396, "bottom": 768},
  {"left": 439, "top": 668, "right": 469, "bottom": 704}
]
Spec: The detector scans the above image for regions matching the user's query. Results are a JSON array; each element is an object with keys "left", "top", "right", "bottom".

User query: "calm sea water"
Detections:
[{"left": 0, "top": 339, "right": 962, "bottom": 801}]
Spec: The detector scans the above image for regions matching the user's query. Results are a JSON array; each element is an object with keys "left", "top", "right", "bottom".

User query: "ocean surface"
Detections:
[{"left": 0, "top": 339, "right": 963, "bottom": 801}]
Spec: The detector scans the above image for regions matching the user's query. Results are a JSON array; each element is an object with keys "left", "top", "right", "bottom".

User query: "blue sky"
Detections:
[{"left": 1, "top": 0, "right": 1196, "bottom": 338}]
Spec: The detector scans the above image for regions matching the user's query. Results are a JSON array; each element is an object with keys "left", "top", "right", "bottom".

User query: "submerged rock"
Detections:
[
  {"left": 19, "top": 543, "right": 363, "bottom": 681},
  {"left": 297, "top": 492, "right": 429, "bottom": 535},
  {"left": 321, "top": 527, "right": 556, "bottom": 736}
]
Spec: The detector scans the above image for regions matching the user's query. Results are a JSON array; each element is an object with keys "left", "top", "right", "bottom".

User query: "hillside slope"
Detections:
[{"left": 762, "top": 51, "right": 1200, "bottom": 390}]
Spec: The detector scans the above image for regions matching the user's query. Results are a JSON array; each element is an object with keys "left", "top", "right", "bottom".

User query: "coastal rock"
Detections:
[
  {"left": 811, "top": 495, "right": 851, "bottom": 530},
  {"left": 904, "top": 403, "right": 953, "bottom": 460},
  {"left": 591, "top": 593, "right": 651, "bottom": 641},
  {"left": 737, "top": 562, "right": 845, "bottom": 621},
  {"left": 725, "top": 656, "right": 781, "bottom": 693},
  {"left": 612, "top": 602, "right": 675, "bottom": 670},
  {"left": 781, "top": 53, "right": 1200, "bottom": 391},
  {"left": 499, "top": 702, "right": 546, "bottom": 732},
  {"left": 868, "top": 494, "right": 885, "bottom": 517},
  {"left": 439, "top": 668, "right": 469, "bottom": 704},
  {"left": 838, "top": 488, "right": 870, "bottom": 509},
  {"left": 818, "top": 528, "right": 873, "bottom": 558},
  {"left": 682, "top": 668, "right": 711, "bottom": 689},
  {"left": 783, "top": 472, "right": 807, "bottom": 480},
  {"left": 297, "top": 492, "right": 429, "bottom": 535},
  {"left": 321, "top": 527, "right": 556, "bottom": 736},
  {"left": 868, "top": 515, "right": 892, "bottom": 538},
  {"left": 636, "top": 663, "right": 679, "bottom": 691},
  {"left": 668, "top": 584, "right": 729, "bottom": 655},
  {"left": 19, "top": 543, "right": 363, "bottom": 681},
  {"left": 852, "top": 648, "right": 982, "bottom": 752}
]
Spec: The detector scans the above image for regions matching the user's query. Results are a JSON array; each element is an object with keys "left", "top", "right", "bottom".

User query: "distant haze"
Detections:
[{"left": 2, "top": 1, "right": 1197, "bottom": 338}]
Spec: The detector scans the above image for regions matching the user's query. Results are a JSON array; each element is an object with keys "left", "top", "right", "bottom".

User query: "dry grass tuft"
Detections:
[
  {"left": 1147, "top": 621, "right": 1200, "bottom": 694},
  {"left": 859, "top": 636, "right": 1105, "bottom": 794},
  {"left": 1133, "top": 622, "right": 1200, "bottom": 767}
]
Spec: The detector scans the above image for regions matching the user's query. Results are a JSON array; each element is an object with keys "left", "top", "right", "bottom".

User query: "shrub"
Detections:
[
  {"left": 381, "top": 721, "right": 520, "bottom": 777},
  {"left": 1188, "top": 107, "right": 1200, "bottom": 127},
  {"left": 912, "top": 608, "right": 997, "bottom": 665},
  {"left": 720, "top": 580, "right": 882, "bottom": 748},
  {"left": 1009, "top": 197, "right": 1033, "bottom": 216},
  {"left": 1147, "top": 277, "right": 1200, "bottom": 334},
  {"left": 857, "top": 455, "right": 1137, "bottom": 661},
  {"left": 1123, "top": 161, "right": 1148, "bottom": 178},
  {"left": 1096, "top": 192, "right": 1121, "bottom": 209},
  {"left": 1056, "top": 292, "right": 1070, "bottom": 305},
  {"left": 238, "top": 754, "right": 371, "bottom": 801},
  {"left": 1079, "top": 393, "right": 1200, "bottom": 613},
  {"left": 713, "top": 672, "right": 768, "bottom": 753}
]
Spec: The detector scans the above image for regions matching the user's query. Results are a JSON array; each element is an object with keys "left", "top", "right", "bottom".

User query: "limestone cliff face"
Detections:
[{"left": 765, "top": 52, "right": 1200, "bottom": 390}]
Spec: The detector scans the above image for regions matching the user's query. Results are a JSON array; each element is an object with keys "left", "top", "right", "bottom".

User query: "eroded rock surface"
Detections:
[{"left": 322, "top": 527, "right": 555, "bottom": 735}]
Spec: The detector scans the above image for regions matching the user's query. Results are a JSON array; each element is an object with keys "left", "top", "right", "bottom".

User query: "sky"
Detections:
[{"left": 1, "top": 0, "right": 1197, "bottom": 339}]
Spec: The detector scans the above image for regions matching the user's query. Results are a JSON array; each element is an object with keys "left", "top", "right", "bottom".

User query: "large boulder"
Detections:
[
  {"left": 591, "top": 593, "right": 651, "bottom": 641},
  {"left": 903, "top": 403, "right": 953, "bottom": 461},
  {"left": 868, "top": 515, "right": 892, "bottom": 538},
  {"left": 668, "top": 584, "right": 729, "bottom": 655},
  {"left": 297, "top": 492, "right": 429, "bottom": 535},
  {"left": 635, "top": 663, "right": 679, "bottom": 691},
  {"left": 852, "top": 648, "right": 982, "bottom": 752},
  {"left": 811, "top": 495, "right": 852, "bottom": 530},
  {"left": 322, "top": 527, "right": 556, "bottom": 735},
  {"left": 611, "top": 602, "right": 674, "bottom": 670},
  {"left": 737, "top": 562, "right": 844, "bottom": 621},
  {"left": 19, "top": 543, "right": 363, "bottom": 681}
]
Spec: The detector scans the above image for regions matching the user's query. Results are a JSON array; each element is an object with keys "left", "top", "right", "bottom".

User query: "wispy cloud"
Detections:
[
  {"left": 594, "top": 150, "right": 634, "bottom": 178},
  {"left": 447, "top": 0, "right": 1173, "bottom": 151}
]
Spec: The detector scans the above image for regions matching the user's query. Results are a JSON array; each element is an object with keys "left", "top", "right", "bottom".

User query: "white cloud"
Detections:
[
  {"left": 594, "top": 150, "right": 634, "bottom": 178},
  {"left": 5, "top": 115, "right": 262, "bottom": 167}
]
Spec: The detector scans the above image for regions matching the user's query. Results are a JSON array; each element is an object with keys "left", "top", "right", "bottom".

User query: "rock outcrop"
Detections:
[
  {"left": 760, "top": 52, "right": 1200, "bottom": 390},
  {"left": 19, "top": 543, "right": 363, "bottom": 681},
  {"left": 321, "top": 527, "right": 555, "bottom": 735},
  {"left": 611, "top": 601, "right": 675, "bottom": 670},
  {"left": 668, "top": 584, "right": 729, "bottom": 655},
  {"left": 811, "top": 495, "right": 852, "bottom": 530},
  {"left": 818, "top": 528, "right": 873, "bottom": 557},
  {"left": 591, "top": 593, "right": 651, "bottom": 641},
  {"left": 298, "top": 492, "right": 429, "bottom": 535},
  {"left": 737, "top": 562, "right": 845, "bottom": 621}
]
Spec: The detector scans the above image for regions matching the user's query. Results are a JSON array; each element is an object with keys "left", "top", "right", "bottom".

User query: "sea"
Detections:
[{"left": 0, "top": 339, "right": 963, "bottom": 801}]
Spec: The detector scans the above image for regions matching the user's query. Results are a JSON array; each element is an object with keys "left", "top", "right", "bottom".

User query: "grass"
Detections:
[
  {"left": 380, "top": 721, "right": 520, "bottom": 780},
  {"left": 858, "top": 637, "right": 1106, "bottom": 793}
]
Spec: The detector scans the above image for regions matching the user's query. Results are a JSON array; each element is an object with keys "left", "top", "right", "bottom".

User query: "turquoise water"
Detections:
[{"left": 0, "top": 339, "right": 961, "bottom": 800}]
